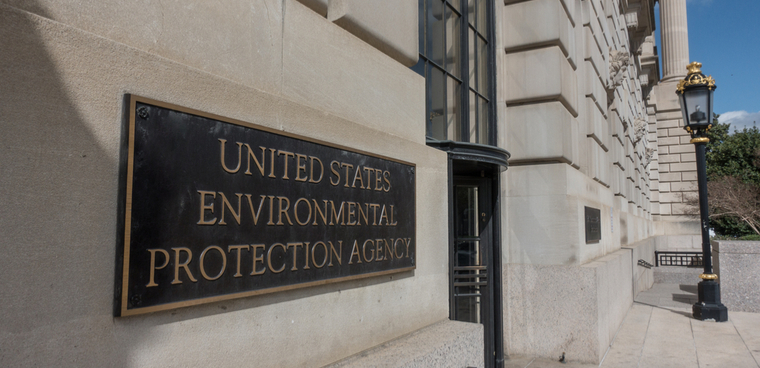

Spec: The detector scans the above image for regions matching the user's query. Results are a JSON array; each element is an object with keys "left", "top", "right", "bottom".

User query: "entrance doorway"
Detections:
[
  {"left": 450, "top": 169, "right": 503, "bottom": 367},
  {"left": 427, "top": 139, "right": 509, "bottom": 367}
]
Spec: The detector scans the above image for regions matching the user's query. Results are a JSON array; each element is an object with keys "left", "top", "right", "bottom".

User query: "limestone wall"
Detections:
[
  {"left": 325, "top": 320, "right": 484, "bottom": 368},
  {"left": 0, "top": 1, "right": 449, "bottom": 367},
  {"left": 505, "top": 248, "right": 634, "bottom": 364},
  {"left": 651, "top": 80, "right": 700, "bottom": 225},
  {"left": 649, "top": 0, "right": 700, "bottom": 230},
  {"left": 623, "top": 238, "right": 656, "bottom": 298},
  {"left": 714, "top": 241, "right": 760, "bottom": 313},
  {"left": 502, "top": 0, "right": 657, "bottom": 267},
  {"left": 500, "top": 0, "right": 660, "bottom": 363}
]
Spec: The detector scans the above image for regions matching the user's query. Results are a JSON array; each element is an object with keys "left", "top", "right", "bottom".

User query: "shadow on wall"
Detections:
[
  {"left": 0, "top": 3, "right": 414, "bottom": 366},
  {"left": 0, "top": 2, "right": 129, "bottom": 366}
]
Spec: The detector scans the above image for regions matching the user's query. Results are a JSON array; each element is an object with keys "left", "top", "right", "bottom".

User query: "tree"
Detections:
[
  {"left": 702, "top": 114, "right": 760, "bottom": 236},
  {"left": 707, "top": 176, "right": 760, "bottom": 235}
]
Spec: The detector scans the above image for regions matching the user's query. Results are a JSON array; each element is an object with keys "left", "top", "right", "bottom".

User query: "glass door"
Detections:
[{"left": 452, "top": 176, "right": 496, "bottom": 366}]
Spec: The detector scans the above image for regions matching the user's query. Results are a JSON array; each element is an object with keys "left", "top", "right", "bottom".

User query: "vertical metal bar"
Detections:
[
  {"left": 695, "top": 141, "right": 713, "bottom": 274},
  {"left": 442, "top": 1, "right": 449, "bottom": 140},
  {"left": 691, "top": 138, "right": 727, "bottom": 321},
  {"left": 491, "top": 168, "right": 505, "bottom": 368},
  {"left": 481, "top": 176, "right": 494, "bottom": 368},
  {"left": 486, "top": 0, "right": 496, "bottom": 147},
  {"left": 423, "top": 0, "right": 432, "bottom": 138},
  {"left": 459, "top": 0, "right": 469, "bottom": 141},
  {"left": 448, "top": 157, "right": 456, "bottom": 320}
]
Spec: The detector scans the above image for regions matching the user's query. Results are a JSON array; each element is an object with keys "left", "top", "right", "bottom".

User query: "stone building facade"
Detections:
[{"left": 0, "top": 0, "right": 699, "bottom": 366}]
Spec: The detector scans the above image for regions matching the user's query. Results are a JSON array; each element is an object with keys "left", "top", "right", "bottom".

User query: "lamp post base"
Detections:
[{"left": 692, "top": 280, "right": 728, "bottom": 322}]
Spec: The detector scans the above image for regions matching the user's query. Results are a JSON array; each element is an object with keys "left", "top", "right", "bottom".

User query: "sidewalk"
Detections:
[{"left": 505, "top": 283, "right": 760, "bottom": 368}]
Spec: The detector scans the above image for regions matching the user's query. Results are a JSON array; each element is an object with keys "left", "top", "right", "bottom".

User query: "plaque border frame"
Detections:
[{"left": 116, "top": 94, "right": 416, "bottom": 317}]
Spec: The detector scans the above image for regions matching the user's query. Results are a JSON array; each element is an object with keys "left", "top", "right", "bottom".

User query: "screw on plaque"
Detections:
[
  {"left": 130, "top": 294, "right": 142, "bottom": 307},
  {"left": 137, "top": 106, "right": 149, "bottom": 119}
]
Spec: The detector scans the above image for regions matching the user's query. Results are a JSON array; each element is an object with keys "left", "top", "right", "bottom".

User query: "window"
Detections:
[{"left": 413, "top": 0, "right": 493, "bottom": 145}]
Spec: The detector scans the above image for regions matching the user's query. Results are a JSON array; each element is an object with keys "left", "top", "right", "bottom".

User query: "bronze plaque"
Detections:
[
  {"left": 115, "top": 95, "right": 416, "bottom": 316},
  {"left": 585, "top": 206, "right": 601, "bottom": 244}
]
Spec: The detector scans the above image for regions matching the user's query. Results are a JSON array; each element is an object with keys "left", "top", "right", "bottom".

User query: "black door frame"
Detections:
[{"left": 448, "top": 158, "right": 504, "bottom": 368}]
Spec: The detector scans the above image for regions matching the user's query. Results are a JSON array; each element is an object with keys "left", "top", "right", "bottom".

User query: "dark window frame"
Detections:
[{"left": 414, "top": 0, "right": 497, "bottom": 146}]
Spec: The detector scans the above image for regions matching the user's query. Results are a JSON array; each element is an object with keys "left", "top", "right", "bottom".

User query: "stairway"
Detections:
[{"left": 653, "top": 266, "right": 703, "bottom": 284}]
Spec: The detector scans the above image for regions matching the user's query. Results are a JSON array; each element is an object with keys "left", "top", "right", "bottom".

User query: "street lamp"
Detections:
[{"left": 676, "top": 62, "right": 728, "bottom": 322}]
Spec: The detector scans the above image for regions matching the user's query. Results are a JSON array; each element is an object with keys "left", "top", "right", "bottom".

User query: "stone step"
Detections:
[{"left": 653, "top": 266, "right": 703, "bottom": 284}]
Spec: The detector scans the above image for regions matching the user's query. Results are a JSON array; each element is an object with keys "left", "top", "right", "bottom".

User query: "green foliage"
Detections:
[
  {"left": 712, "top": 234, "right": 760, "bottom": 241},
  {"left": 706, "top": 117, "right": 760, "bottom": 184},
  {"left": 706, "top": 114, "right": 760, "bottom": 237},
  {"left": 711, "top": 216, "right": 756, "bottom": 237}
]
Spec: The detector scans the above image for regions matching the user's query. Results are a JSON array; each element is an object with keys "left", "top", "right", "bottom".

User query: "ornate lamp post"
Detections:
[{"left": 676, "top": 62, "right": 728, "bottom": 321}]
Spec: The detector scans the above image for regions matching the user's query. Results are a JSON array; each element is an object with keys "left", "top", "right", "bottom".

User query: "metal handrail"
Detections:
[{"left": 655, "top": 251, "right": 703, "bottom": 267}]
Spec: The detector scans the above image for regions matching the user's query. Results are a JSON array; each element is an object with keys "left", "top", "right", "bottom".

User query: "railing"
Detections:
[
  {"left": 655, "top": 251, "right": 703, "bottom": 267},
  {"left": 453, "top": 266, "right": 487, "bottom": 295},
  {"left": 637, "top": 259, "right": 654, "bottom": 269}
]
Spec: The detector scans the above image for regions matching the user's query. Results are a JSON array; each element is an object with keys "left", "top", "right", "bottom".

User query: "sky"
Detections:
[{"left": 654, "top": 0, "right": 760, "bottom": 133}]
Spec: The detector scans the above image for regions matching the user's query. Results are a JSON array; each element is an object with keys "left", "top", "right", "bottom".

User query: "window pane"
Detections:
[
  {"left": 429, "top": 66, "right": 446, "bottom": 140},
  {"left": 455, "top": 186, "right": 479, "bottom": 237},
  {"left": 418, "top": 0, "right": 425, "bottom": 54},
  {"left": 477, "top": 0, "right": 487, "bottom": 33},
  {"left": 455, "top": 240, "right": 481, "bottom": 267},
  {"left": 445, "top": 5, "right": 460, "bottom": 78},
  {"left": 447, "top": 0, "right": 460, "bottom": 12},
  {"left": 468, "top": 28, "right": 476, "bottom": 89},
  {"left": 469, "top": 90, "right": 477, "bottom": 142},
  {"left": 467, "top": 0, "right": 476, "bottom": 27},
  {"left": 478, "top": 97, "right": 489, "bottom": 144},
  {"left": 477, "top": 36, "right": 488, "bottom": 95},
  {"left": 428, "top": 0, "right": 445, "bottom": 67},
  {"left": 454, "top": 293, "right": 481, "bottom": 323},
  {"left": 447, "top": 76, "right": 461, "bottom": 141}
]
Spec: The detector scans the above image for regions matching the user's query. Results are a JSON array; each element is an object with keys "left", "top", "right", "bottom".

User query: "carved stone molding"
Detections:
[
  {"left": 625, "top": 11, "right": 639, "bottom": 30},
  {"left": 639, "top": 74, "right": 649, "bottom": 86},
  {"left": 633, "top": 118, "right": 648, "bottom": 145},
  {"left": 608, "top": 49, "right": 632, "bottom": 90},
  {"left": 644, "top": 147, "right": 655, "bottom": 168}
]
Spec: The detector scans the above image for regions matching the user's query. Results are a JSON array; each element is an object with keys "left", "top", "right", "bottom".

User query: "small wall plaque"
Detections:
[{"left": 585, "top": 206, "right": 601, "bottom": 244}]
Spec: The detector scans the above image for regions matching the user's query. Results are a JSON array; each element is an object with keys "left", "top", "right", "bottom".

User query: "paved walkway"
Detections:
[{"left": 505, "top": 283, "right": 760, "bottom": 368}]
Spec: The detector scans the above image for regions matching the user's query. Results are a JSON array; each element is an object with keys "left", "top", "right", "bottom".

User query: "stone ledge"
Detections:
[
  {"left": 323, "top": 320, "right": 484, "bottom": 368},
  {"left": 328, "top": 0, "right": 418, "bottom": 67},
  {"left": 507, "top": 248, "right": 634, "bottom": 364},
  {"left": 622, "top": 238, "right": 655, "bottom": 298},
  {"left": 653, "top": 266, "right": 702, "bottom": 285},
  {"left": 505, "top": 46, "right": 579, "bottom": 117},
  {"left": 714, "top": 240, "right": 760, "bottom": 254},
  {"left": 296, "top": 0, "right": 327, "bottom": 16},
  {"left": 503, "top": 0, "right": 576, "bottom": 68},
  {"left": 714, "top": 241, "right": 760, "bottom": 313},
  {"left": 506, "top": 101, "right": 578, "bottom": 164}
]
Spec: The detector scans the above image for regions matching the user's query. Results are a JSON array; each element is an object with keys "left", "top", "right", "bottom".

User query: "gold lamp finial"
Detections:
[{"left": 686, "top": 62, "right": 703, "bottom": 75}]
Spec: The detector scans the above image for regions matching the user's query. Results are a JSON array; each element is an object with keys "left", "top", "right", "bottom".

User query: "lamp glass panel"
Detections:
[
  {"left": 683, "top": 88, "right": 710, "bottom": 127},
  {"left": 708, "top": 88, "right": 714, "bottom": 126},
  {"left": 678, "top": 92, "right": 689, "bottom": 127}
]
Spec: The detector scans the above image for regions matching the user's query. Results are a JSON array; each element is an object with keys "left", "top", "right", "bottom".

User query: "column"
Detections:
[{"left": 660, "top": 0, "right": 690, "bottom": 80}]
